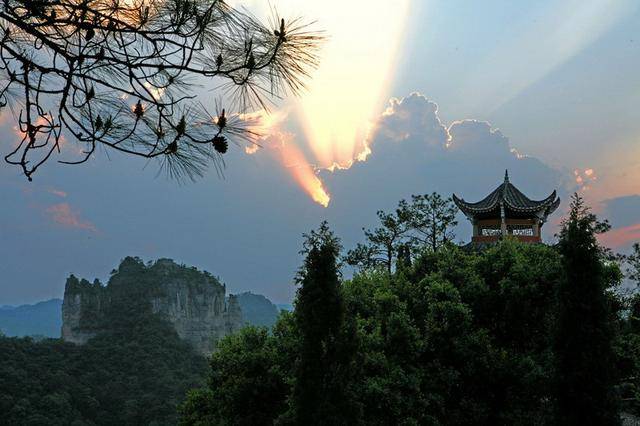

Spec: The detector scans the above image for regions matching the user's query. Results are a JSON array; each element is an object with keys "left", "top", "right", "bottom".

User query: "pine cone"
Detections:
[{"left": 212, "top": 135, "right": 227, "bottom": 154}]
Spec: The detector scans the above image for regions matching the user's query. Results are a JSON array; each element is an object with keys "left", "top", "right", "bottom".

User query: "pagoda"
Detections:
[{"left": 453, "top": 171, "right": 560, "bottom": 244}]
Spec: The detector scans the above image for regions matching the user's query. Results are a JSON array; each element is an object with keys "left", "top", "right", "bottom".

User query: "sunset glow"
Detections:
[
  {"left": 270, "top": 132, "right": 331, "bottom": 207},
  {"left": 235, "top": 0, "right": 412, "bottom": 204},
  {"left": 574, "top": 168, "right": 598, "bottom": 191},
  {"left": 598, "top": 223, "right": 640, "bottom": 249},
  {"left": 289, "top": 0, "right": 412, "bottom": 170},
  {"left": 243, "top": 110, "right": 330, "bottom": 206}
]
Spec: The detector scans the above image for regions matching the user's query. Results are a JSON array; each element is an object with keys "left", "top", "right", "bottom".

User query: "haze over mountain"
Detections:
[
  {"left": 0, "top": 299, "right": 62, "bottom": 337},
  {"left": 0, "top": 288, "right": 281, "bottom": 339}
]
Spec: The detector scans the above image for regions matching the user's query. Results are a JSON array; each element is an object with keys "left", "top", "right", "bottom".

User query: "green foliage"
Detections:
[
  {"left": 353, "top": 209, "right": 409, "bottom": 274},
  {"left": 180, "top": 327, "right": 289, "bottom": 426},
  {"left": 186, "top": 228, "right": 583, "bottom": 425},
  {"left": 555, "top": 193, "right": 620, "bottom": 425},
  {"left": 399, "top": 192, "right": 458, "bottom": 251},
  {"left": 346, "top": 193, "right": 458, "bottom": 273},
  {"left": 7, "top": 195, "right": 637, "bottom": 425},
  {"left": 0, "top": 317, "right": 207, "bottom": 425},
  {"left": 0, "top": 256, "right": 212, "bottom": 425},
  {"left": 288, "top": 222, "right": 359, "bottom": 424}
]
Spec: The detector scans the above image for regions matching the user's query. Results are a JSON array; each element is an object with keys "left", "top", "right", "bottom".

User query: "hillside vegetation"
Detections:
[{"left": 182, "top": 196, "right": 640, "bottom": 425}]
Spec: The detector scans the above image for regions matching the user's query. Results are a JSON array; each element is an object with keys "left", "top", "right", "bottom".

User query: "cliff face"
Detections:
[
  {"left": 61, "top": 277, "right": 106, "bottom": 345},
  {"left": 61, "top": 257, "right": 244, "bottom": 355}
]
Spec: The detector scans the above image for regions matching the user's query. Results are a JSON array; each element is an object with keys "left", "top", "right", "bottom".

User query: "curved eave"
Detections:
[
  {"left": 453, "top": 193, "right": 498, "bottom": 215},
  {"left": 454, "top": 191, "right": 561, "bottom": 217},
  {"left": 503, "top": 190, "right": 559, "bottom": 212},
  {"left": 546, "top": 196, "right": 561, "bottom": 216}
]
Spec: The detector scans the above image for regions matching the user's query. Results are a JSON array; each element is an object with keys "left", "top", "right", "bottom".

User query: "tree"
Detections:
[
  {"left": 346, "top": 193, "right": 458, "bottom": 274},
  {"left": 345, "top": 209, "right": 409, "bottom": 274},
  {"left": 628, "top": 243, "right": 640, "bottom": 286},
  {"left": 399, "top": 192, "right": 458, "bottom": 252},
  {"left": 0, "top": 0, "right": 321, "bottom": 180},
  {"left": 289, "top": 222, "right": 358, "bottom": 424},
  {"left": 180, "top": 327, "right": 288, "bottom": 426},
  {"left": 554, "top": 193, "right": 619, "bottom": 425}
]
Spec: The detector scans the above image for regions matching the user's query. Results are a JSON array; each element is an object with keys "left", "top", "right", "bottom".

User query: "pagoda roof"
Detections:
[{"left": 453, "top": 170, "right": 560, "bottom": 217}]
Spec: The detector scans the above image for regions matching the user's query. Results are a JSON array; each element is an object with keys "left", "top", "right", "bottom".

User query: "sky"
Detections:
[{"left": 1, "top": 0, "right": 639, "bottom": 305}]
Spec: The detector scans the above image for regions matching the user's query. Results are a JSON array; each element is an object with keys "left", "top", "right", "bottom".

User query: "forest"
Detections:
[
  {"left": 0, "top": 307, "right": 207, "bottom": 425},
  {"left": 2, "top": 193, "right": 640, "bottom": 425},
  {"left": 181, "top": 194, "right": 640, "bottom": 425}
]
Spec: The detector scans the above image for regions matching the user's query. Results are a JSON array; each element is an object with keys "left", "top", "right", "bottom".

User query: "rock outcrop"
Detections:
[{"left": 61, "top": 257, "right": 244, "bottom": 355}]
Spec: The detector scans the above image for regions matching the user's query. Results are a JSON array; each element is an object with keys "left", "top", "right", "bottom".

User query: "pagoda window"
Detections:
[
  {"left": 508, "top": 224, "right": 534, "bottom": 236},
  {"left": 480, "top": 226, "right": 502, "bottom": 237}
]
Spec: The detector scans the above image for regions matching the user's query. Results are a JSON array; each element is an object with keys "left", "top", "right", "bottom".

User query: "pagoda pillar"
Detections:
[{"left": 500, "top": 202, "right": 507, "bottom": 237}]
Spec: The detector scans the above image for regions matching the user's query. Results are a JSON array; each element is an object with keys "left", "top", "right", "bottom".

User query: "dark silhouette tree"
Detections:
[
  {"left": 345, "top": 209, "right": 409, "bottom": 274},
  {"left": 346, "top": 193, "right": 458, "bottom": 273},
  {"left": 399, "top": 192, "right": 458, "bottom": 252},
  {"left": 0, "top": 0, "right": 321, "bottom": 180},
  {"left": 628, "top": 243, "right": 640, "bottom": 286},
  {"left": 290, "top": 221, "right": 358, "bottom": 424},
  {"left": 555, "top": 193, "right": 619, "bottom": 425}
]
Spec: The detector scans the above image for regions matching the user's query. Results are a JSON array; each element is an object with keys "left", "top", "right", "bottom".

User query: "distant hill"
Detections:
[
  {"left": 234, "top": 292, "right": 281, "bottom": 327},
  {"left": 276, "top": 303, "right": 293, "bottom": 312},
  {"left": 0, "top": 299, "right": 62, "bottom": 337}
]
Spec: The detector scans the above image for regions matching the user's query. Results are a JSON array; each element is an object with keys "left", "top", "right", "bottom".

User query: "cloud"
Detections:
[
  {"left": 321, "top": 93, "right": 569, "bottom": 240},
  {"left": 366, "top": 93, "right": 450, "bottom": 148},
  {"left": 602, "top": 195, "right": 640, "bottom": 229},
  {"left": 45, "top": 203, "right": 97, "bottom": 232},
  {"left": 0, "top": 91, "right": 598, "bottom": 306},
  {"left": 243, "top": 93, "right": 573, "bottom": 214},
  {"left": 329, "top": 92, "right": 565, "bottom": 195},
  {"left": 47, "top": 188, "right": 67, "bottom": 198},
  {"left": 598, "top": 223, "right": 640, "bottom": 251},
  {"left": 347, "top": 93, "right": 565, "bottom": 189},
  {"left": 573, "top": 168, "right": 598, "bottom": 192},
  {"left": 241, "top": 110, "right": 330, "bottom": 207},
  {"left": 598, "top": 195, "right": 640, "bottom": 250}
]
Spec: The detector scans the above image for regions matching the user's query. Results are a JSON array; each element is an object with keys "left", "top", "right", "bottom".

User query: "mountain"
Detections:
[
  {"left": 61, "top": 257, "right": 244, "bottom": 355},
  {"left": 235, "top": 292, "right": 280, "bottom": 327},
  {"left": 1, "top": 261, "right": 287, "bottom": 342},
  {"left": 0, "top": 299, "right": 62, "bottom": 337}
]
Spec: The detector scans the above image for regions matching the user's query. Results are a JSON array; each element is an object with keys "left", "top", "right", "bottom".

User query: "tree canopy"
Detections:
[
  {"left": 0, "top": 304, "right": 207, "bottom": 425},
  {"left": 345, "top": 192, "right": 458, "bottom": 273},
  {"left": 555, "top": 193, "right": 620, "bottom": 425},
  {"left": 183, "top": 194, "right": 640, "bottom": 425}
]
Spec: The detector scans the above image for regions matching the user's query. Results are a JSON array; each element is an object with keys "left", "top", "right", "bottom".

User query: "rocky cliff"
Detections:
[{"left": 61, "top": 257, "right": 244, "bottom": 355}]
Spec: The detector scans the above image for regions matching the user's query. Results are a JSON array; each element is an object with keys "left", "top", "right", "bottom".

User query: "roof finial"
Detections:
[{"left": 504, "top": 169, "right": 509, "bottom": 183}]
